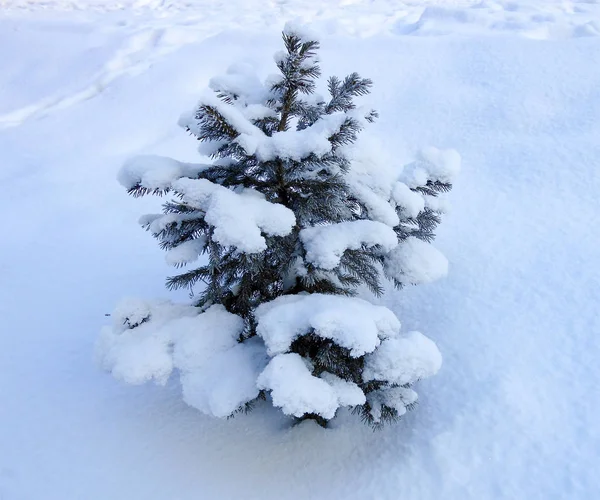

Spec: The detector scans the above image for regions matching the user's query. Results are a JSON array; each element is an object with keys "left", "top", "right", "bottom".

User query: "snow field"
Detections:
[{"left": 1, "top": 1, "right": 600, "bottom": 499}]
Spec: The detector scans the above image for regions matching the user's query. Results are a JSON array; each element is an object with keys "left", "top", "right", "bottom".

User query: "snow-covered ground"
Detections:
[{"left": 1, "top": 1, "right": 600, "bottom": 499}]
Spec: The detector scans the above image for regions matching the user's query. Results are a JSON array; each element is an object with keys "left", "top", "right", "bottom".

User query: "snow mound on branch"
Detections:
[
  {"left": 320, "top": 372, "right": 366, "bottom": 407},
  {"left": 181, "top": 337, "right": 268, "bottom": 418},
  {"left": 140, "top": 212, "right": 201, "bottom": 235},
  {"left": 172, "top": 178, "right": 295, "bottom": 253},
  {"left": 180, "top": 92, "right": 261, "bottom": 137},
  {"left": 257, "top": 353, "right": 338, "bottom": 418},
  {"left": 283, "top": 20, "right": 320, "bottom": 44},
  {"left": 384, "top": 236, "right": 448, "bottom": 285},
  {"left": 255, "top": 294, "right": 401, "bottom": 357},
  {"left": 165, "top": 237, "right": 207, "bottom": 266},
  {"left": 209, "top": 63, "right": 269, "bottom": 107},
  {"left": 345, "top": 140, "right": 455, "bottom": 226},
  {"left": 300, "top": 220, "right": 398, "bottom": 270},
  {"left": 344, "top": 142, "right": 400, "bottom": 226},
  {"left": 96, "top": 325, "right": 174, "bottom": 385},
  {"left": 392, "top": 182, "right": 425, "bottom": 219},
  {"left": 96, "top": 301, "right": 267, "bottom": 418},
  {"left": 423, "top": 194, "right": 450, "bottom": 214},
  {"left": 236, "top": 112, "right": 349, "bottom": 162},
  {"left": 118, "top": 155, "right": 209, "bottom": 191},
  {"left": 402, "top": 147, "right": 461, "bottom": 187},
  {"left": 96, "top": 299, "right": 199, "bottom": 385},
  {"left": 169, "top": 305, "right": 244, "bottom": 372},
  {"left": 110, "top": 297, "right": 174, "bottom": 332},
  {"left": 181, "top": 91, "right": 353, "bottom": 163},
  {"left": 350, "top": 181, "right": 400, "bottom": 227},
  {"left": 363, "top": 331, "right": 442, "bottom": 386},
  {"left": 367, "top": 386, "right": 419, "bottom": 423}
]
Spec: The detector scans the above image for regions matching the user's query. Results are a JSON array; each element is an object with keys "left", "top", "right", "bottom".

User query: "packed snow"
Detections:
[{"left": 2, "top": 1, "right": 600, "bottom": 499}]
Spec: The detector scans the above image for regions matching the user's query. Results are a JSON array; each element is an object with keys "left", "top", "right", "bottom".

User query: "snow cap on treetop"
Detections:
[{"left": 283, "top": 20, "right": 320, "bottom": 43}]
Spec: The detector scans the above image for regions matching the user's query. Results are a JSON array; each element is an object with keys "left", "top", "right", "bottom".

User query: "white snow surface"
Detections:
[
  {"left": 255, "top": 294, "right": 401, "bottom": 357},
  {"left": 2, "top": 1, "right": 600, "bottom": 499}
]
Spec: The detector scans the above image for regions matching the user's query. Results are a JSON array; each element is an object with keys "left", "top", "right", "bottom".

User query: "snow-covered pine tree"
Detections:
[{"left": 97, "top": 23, "right": 460, "bottom": 428}]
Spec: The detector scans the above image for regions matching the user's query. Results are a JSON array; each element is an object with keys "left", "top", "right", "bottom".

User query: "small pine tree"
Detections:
[{"left": 98, "top": 24, "right": 459, "bottom": 428}]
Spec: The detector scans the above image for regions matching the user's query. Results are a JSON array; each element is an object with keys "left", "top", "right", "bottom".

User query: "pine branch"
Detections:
[{"left": 194, "top": 104, "right": 241, "bottom": 141}]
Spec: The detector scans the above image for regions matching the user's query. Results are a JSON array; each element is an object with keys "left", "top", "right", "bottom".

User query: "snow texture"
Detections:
[
  {"left": 118, "top": 155, "right": 208, "bottom": 191},
  {"left": 141, "top": 212, "right": 201, "bottom": 235},
  {"left": 164, "top": 237, "right": 207, "bottom": 266},
  {"left": 181, "top": 337, "right": 268, "bottom": 418},
  {"left": 237, "top": 112, "right": 350, "bottom": 162},
  {"left": 181, "top": 90, "right": 350, "bottom": 163},
  {"left": 96, "top": 300, "right": 267, "bottom": 418},
  {"left": 208, "top": 63, "right": 269, "bottom": 107},
  {"left": 300, "top": 220, "right": 398, "bottom": 270},
  {"left": 3, "top": 3, "right": 600, "bottom": 499},
  {"left": 343, "top": 141, "right": 401, "bottom": 226},
  {"left": 283, "top": 21, "right": 320, "bottom": 44},
  {"left": 384, "top": 236, "right": 449, "bottom": 285},
  {"left": 257, "top": 353, "right": 340, "bottom": 419},
  {"left": 367, "top": 386, "right": 418, "bottom": 423},
  {"left": 363, "top": 331, "right": 443, "bottom": 386},
  {"left": 344, "top": 140, "right": 451, "bottom": 227},
  {"left": 172, "top": 178, "right": 295, "bottom": 253},
  {"left": 192, "top": 87, "right": 360, "bottom": 162},
  {"left": 255, "top": 294, "right": 401, "bottom": 357},
  {"left": 392, "top": 182, "right": 425, "bottom": 219},
  {"left": 320, "top": 372, "right": 366, "bottom": 407},
  {"left": 401, "top": 147, "right": 461, "bottom": 188}
]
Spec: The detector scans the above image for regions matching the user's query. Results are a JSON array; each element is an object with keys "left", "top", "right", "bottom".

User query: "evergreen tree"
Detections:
[{"left": 98, "top": 24, "right": 459, "bottom": 428}]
